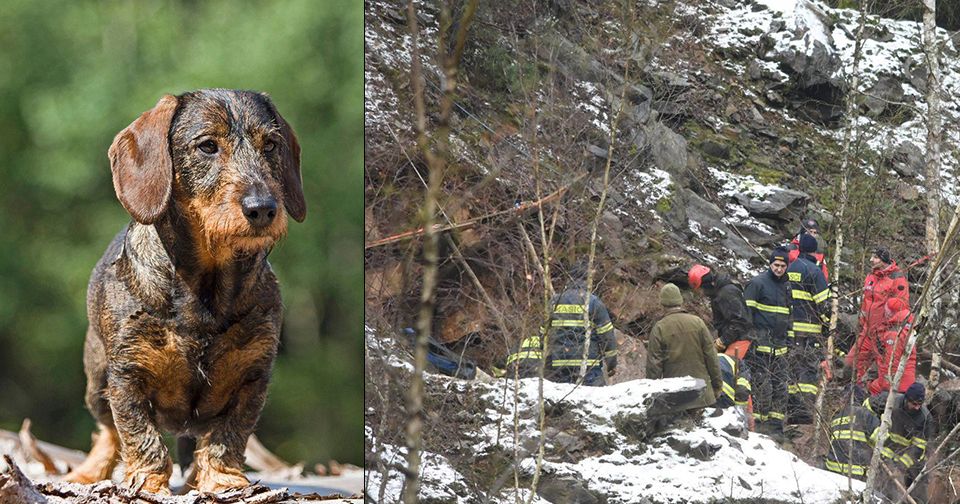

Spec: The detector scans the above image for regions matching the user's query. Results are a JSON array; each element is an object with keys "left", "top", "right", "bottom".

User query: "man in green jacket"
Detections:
[{"left": 646, "top": 283, "right": 723, "bottom": 411}]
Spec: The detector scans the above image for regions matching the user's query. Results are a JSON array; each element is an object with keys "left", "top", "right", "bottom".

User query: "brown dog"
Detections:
[{"left": 64, "top": 89, "right": 306, "bottom": 494}]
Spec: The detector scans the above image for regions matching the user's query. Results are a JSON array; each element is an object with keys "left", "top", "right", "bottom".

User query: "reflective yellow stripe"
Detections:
[
  {"left": 756, "top": 345, "right": 788, "bottom": 355},
  {"left": 913, "top": 438, "right": 927, "bottom": 449},
  {"left": 793, "top": 383, "right": 818, "bottom": 394},
  {"left": 737, "top": 377, "right": 751, "bottom": 391},
  {"left": 596, "top": 322, "right": 614, "bottom": 333},
  {"left": 553, "top": 304, "right": 586, "bottom": 314},
  {"left": 519, "top": 336, "right": 541, "bottom": 349},
  {"left": 787, "top": 330, "right": 795, "bottom": 338},
  {"left": 507, "top": 350, "right": 542, "bottom": 364},
  {"left": 825, "top": 459, "right": 866, "bottom": 476},
  {"left": 787, "top": 384, "right": 799, "bottom": 394},
  {"left": 792, "top": 322, "right": 822, "bottom": 334},
  {"left": 719, "top": 353, "right": 736, "bottom": 368},
  {"left": 753, "top": 412, "right": 768, "bottom": 421},
  {"left": 888, "top": 433, "right": 911, "bottom": 447},
  {"left": 551, "top": 319, "right": 588, "bottom": 327},
  {"left": 881, "top": 447, "right": 897, "bottom": 459},
  {"left": 900, "top": 454, "right": 915, "bottom": 467},
  {"left": 831, "top": 416, "right": 852, "bottom": 427},
  {"left": 551, "top": 359, "right": 600, "bottom": 366},
  {"left": 769, "top": 411, "right": 785, "bottom": 420},
  {"left": 788, "top": 272, "right": 802, "bottom": 282},
  {"left": 722, "top": 382, "right": 736, "bottom": 400},
  {"left": 604, "top": 349, "right": 618, "bottom": 358},
  {"left": 813, "top": 289, "right": 831, "bottom": 303},
  {"left": 745, "top": 300, "right": 790, "bottom": 314},
  {"left": 792, "top": 290, "right": 814, "bottom": 301},
  {"left": 831, "top": 430, "right": 868, "bottom": 442}
]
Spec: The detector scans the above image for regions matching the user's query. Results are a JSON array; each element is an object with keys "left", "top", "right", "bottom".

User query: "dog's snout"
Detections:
[{"left": 241, "top": 195, "right": 278, "bottom": 228}]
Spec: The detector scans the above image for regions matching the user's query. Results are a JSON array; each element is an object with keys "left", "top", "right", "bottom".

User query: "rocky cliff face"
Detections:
[{"left": 365, "top": 0, "right": 960, "bottom": 501}]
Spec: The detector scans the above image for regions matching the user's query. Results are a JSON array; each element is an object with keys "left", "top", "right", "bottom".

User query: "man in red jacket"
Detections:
[
  {"left": 848, "top": 247, "right": 910, "bottom": 386},
  {"left": 868, "top": 297, "right": 916, "bottom": 395}
]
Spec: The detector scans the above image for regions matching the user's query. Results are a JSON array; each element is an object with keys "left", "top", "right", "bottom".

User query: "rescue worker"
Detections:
[
  {"left": 744, "top": 247, "right": 790, "bottom": 435},
  {"left": 785, "top": 218, "right": 829, "bottom": 281},
  {"left": 848, "top": 247, "right": 910, "bottom": 387},
  {"left": 786, "top": 233, "right": 831, "bottom": 424},
  {"left": 717, "top": 352, "right": 753, "bottom": 429},
  {"left": 540, "top": 261, "right": 617, "bottom": 386},
  {"left": 646, "top": 283, "right": 723, "bottom": 412},
  {"left": 868, "top": 297, "right": 917, "bottom": 395},
  {"left": 824, "top": 390, "right": 880, "bottom": 480},
  {"left": 869, "top": 384, "right": 935, "bottom": 502},
  {"left": 687, "top": 264, "right": 755, "bottom": 356}
]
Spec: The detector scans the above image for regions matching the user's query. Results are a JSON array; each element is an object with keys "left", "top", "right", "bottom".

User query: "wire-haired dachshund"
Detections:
[{"left": 64, "top": 89, "right": 306, "bottom": 494}]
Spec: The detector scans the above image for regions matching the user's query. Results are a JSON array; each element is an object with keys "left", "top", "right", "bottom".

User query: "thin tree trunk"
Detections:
[
  {"left": 402, "top": 1, "right": 478, "bottom": 502},
  {"left": 812, "top": 0, "right": 869, "bottom": 456},
  {"left": 922, "top": 0, "right": 945, "bottom": 393}
]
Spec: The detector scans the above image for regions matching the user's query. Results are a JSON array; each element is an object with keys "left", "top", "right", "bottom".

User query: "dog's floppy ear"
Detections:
[
  {"left": 108, "top": 94, "right": 178, "bottom": 225},
  {"left": 272, "top": 107, "right": 306, "bottom": 223}
]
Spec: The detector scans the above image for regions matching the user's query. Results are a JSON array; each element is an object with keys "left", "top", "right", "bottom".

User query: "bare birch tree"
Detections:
[
  {"left": 922, "top": 0, "right": 946, "bottom": 393},
  {"left": 812, "top": 0, "right": 870, "bottom": 453},
  {"left": 402, "top": 1, "right": 478, "bottom": 502}
]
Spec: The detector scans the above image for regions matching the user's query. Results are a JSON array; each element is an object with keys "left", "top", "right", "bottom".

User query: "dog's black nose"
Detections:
[{"left": 241, "top": 195, "right": 277, "bottom": 228}]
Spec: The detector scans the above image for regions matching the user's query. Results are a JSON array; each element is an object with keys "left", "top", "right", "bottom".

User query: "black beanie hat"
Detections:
[
  {"left": 905, "top": 382, "right": 925, "bottom": 402},
  {"left": 874, "top": 247, "right": 891, "bottom": 264},
  {"left": 769, "top": 247, "right": 789, "bottom": 264},
  {"left": 799, "top": 233, "right": 818, "bottom": 253}
]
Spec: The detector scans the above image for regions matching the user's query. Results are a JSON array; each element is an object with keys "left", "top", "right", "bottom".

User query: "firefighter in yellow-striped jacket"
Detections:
[
  {"left": 825, "top": 395, "right": 880, "bottom": 480},
  {"left": 865, "top": 385, "right": 935, "bottom": 501},
  {"left": 785, "top": 234, "right": 831, "bottom": 425},
  {"left": 539, "top": 262, "right": 617, "bottom": 386},
  {"left": 744, "top": 247, "right": 790, "bottom": 435}
]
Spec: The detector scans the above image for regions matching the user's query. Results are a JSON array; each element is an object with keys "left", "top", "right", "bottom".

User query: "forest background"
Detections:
[{"left": 0, "top": 0, "right": 363, "bottom": 467}]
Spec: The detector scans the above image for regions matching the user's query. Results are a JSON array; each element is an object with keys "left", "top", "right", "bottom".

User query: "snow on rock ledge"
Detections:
[{"left": 365, "top": 328, "right": 862, "bottom": 503}]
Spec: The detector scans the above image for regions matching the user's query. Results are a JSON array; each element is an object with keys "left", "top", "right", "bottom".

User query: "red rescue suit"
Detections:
[
  {"left": 848, "top": 261, "right": 909, "bottom": 382},
  {"left": 867, "top": 300, "right": 916, "bottom": 395}
]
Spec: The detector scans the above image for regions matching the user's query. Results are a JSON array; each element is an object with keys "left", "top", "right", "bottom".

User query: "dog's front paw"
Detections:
[
  {"left": 124, "top": 470, "right": 171, "bottom": 495},
  {"left": 193, "top": 465, "right": 250, "bottom": 494}
]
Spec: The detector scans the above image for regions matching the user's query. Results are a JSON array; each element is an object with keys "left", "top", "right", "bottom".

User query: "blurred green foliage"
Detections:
[{"left": 0, "top": 0, "right": 362, "bottom": 466}]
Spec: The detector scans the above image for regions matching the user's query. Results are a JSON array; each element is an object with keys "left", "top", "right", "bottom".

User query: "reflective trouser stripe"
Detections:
[
  {"left": 551, "top": 359, "right": 600, "bottom": 366},
  {"left": 825, "top": 459, "right": 866, "bottom": 476},
  {"left": 754, "top": 345, "right": 788, "bottom": 355}
]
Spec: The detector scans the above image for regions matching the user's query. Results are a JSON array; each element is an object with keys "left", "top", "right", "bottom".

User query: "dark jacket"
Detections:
[
  {"left": 647, "top": 308, "right": 722, "bottom": 408},
  {"left": 717, "top": 353, "right": 751, "bottom": 408},
  {"left": 505, "top": 334, "right": 543, "bottom": 378},
  {"left": 866, "top": 393, "right": 936, "bottom": 471},
  {"left": 542, "top": 285, "right": 617, "bottom": 374},
  {"left": 786, "top": 235, "right": 830, "bottom": 281},
  {"left": 786, "top": 253, "right": 831, "bottom": 340},
  {"left": 825, "top": 404, "right": 880, "bottom": 480},
  {"left": 744, "top": 269, "right": 790, "bottom": 354},
  {"left": 706, "top": 274, "right": 755, "bottom": 347}
]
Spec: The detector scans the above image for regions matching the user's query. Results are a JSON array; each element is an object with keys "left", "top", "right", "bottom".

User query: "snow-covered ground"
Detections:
[{"left": 365, "top": 331, "right": 862, "bottom": 503}]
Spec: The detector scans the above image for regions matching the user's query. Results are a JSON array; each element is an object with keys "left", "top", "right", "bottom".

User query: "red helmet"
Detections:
[{"left": 688, "top": 264, "right": 712, "bottom": 290}]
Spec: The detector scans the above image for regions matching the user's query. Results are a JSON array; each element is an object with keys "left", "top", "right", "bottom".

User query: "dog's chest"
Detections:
[{"left": 123, "top": 310, "right": 274, "bottom": 430}]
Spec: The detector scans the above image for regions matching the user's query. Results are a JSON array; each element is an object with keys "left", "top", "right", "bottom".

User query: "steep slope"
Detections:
[{"left": 365, "top": 0, "right": 960, "bottom": 501}]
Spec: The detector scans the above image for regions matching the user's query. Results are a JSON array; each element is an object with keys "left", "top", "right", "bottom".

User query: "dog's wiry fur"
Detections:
[{"left": 65, "top": 89, "right": 305, "bottom": 494}]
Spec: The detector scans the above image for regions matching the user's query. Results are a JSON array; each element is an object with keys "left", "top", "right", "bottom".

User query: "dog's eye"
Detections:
[
  {"left": 198, "top": 140, "right": 219, "bottom": 155},
  {"left": 263, "top": 140, "right": 276, "bottom": 153}
]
